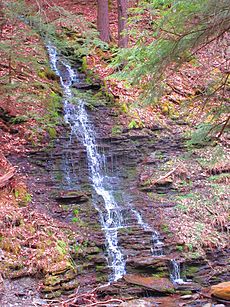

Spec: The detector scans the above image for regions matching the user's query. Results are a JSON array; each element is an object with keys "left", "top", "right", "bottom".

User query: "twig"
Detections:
[
  {"left": 84, "top": 298, "right": 124, "bottom": 306},
  {"left": 217, "top": 115, "right": 230, "bottom": 138}
]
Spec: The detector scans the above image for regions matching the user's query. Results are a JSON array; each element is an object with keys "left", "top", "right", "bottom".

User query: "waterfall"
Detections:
[
  {"left": 170, "top": 259, "right": 184, "bottom": 284},
  {"left": 47, "top": 45, "right": 125, "bottom": 282},
  {"left": 47, "top": 45, "right": 164, "bottom": 282},
  {"left": 131, "top": 209, "right": 164, "bottom": 256}
]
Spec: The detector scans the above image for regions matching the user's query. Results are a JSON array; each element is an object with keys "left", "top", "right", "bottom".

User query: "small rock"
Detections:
[
  {"left": 214, "top": 305, "right": 226, "bottom": 307},
  {"left": 32, "top": 298, "right": 47, "bottom": 305},
  {"left": 120, "top": 299, "right": 153, "bottom": 307},
  {"left": 202, "top": 304, "right": 212, "bottom": 307},
  {"left": 180, "top": 294, "right": 192, "bottom": 299}
]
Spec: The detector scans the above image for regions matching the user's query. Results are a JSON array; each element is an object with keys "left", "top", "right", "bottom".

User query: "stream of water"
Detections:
[
  {"left": 170, "top": 260, "right": 185, "bottom": 284},
  {"left": 47, "top": 45, "right": 165, "bottom": 282}
]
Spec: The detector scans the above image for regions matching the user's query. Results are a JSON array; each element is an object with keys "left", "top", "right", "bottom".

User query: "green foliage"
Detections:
[
  {"left": 71, "top": 217, "right": 80, "bottom": 223},
  {"left": 24, "top": 4, "right": 108, "bottom": 63},
  {"left": 111, "top": 125, "right": 122, "bottom": 135},
  {"left": 128, "top": 119, "right": 139, "bottom": 129},
  {"left": 121, "top": 103, "right": 129, "bottom": 113},
  {"left": 14, "top": 189, "right": 32, "bottom": 206},
  {"left": 176, "top": 245, "right": 184, "bottom": 252},
  {"left": 113, "top": 0, "right": 229, "bottom": 90},
  {"left": 111, "top": 0, "right": 229, "bottom": 139},
  {"left": 9, "top": 115, "right": 28, "bottom": 124},
  {"left": 72, "top": 208, "right": 80, "bottom": 223},
  {"left": 208, "top": 173, "right": 229, "bottom": 182},
  {"left": 56, "top": 240, "right": 67, "bottom": 255},
  {"left": 186, "top": 243, "right": 193, "bottom": 252},
  {"left": 187, "top": 123, "right": 213, "bottom": 146},
  {"left": 0, "top": 0, "right": 43, "bottom": 94}
]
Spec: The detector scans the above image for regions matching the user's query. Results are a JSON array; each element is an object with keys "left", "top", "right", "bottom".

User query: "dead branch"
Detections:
[
  {"left": 0, "top": 167, "right": 15, "bottom": 188},
  {"left": 152, "top": 166, "right": 178, "bottom": 185}
]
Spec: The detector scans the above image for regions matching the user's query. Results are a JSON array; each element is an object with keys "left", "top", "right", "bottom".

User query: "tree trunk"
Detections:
[
  {"left": 97, "top": 0, "right": 110, "bottom": 42},
  {"left": 117, "top": 0, "right": 128, "bottom": 47}
]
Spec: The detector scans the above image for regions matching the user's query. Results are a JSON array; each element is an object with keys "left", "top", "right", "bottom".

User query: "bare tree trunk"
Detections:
[
  {"left": 117, "top": 0, "right": 128, "bottom": 47},
  {"left": 97, "top": 0, "right": 110, "bottom": 42}
]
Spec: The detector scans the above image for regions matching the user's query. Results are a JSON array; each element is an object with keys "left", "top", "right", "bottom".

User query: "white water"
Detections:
[
  {"left": 170, "top": 259, "right": 184, "bottom": 284},
  {"left": 47, "top": 45, "right": 164, "bottom": 282},
  {"left": 131, "top": 209, "right": 164, "bottom": 256}
]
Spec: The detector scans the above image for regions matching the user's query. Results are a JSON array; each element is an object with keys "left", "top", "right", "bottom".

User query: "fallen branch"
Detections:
[
  {"left": 152, "top": 166, "right": 178, "bottom": 185},
  {"left": 0, "top": 167, "right": 15, "bottom": 188}
]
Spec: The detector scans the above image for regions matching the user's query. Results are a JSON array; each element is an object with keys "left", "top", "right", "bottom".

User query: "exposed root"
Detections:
[{"left": 47, "top": 287, "right": 124, "bottom": 307}]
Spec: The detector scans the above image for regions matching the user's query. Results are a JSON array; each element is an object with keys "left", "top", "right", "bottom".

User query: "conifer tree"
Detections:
[{"left": 112, "top": 0, "right": 230, "bottom": 139}]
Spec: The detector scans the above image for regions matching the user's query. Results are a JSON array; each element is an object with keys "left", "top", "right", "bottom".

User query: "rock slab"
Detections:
[
  {"left": 124, "top": 274, "right": 174, "bottom": 294},
  {"left": 211, "top": 281, "right": 230, "bottom": 300}
]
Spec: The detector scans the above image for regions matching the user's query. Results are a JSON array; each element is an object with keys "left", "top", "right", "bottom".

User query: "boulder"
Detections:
[
  {"left": 211, "top": 281, "right": 230, "bottom": 300},
  {"left": 124, "top": 274, "right": 175, "bottom": 294}
]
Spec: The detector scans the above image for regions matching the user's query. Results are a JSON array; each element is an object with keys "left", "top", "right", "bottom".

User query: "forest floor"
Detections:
[{"left": 0, "top": 0, "right": 229, "bottom": 306}]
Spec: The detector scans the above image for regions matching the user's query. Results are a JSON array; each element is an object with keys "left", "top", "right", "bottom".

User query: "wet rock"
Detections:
[
  {"left": 174, "top": 281, "right": 201, "bottom": 292},
  {"left": 55, "top": 190, "right": 90, "bottom": 203},
  {"left": 124, "top": 274, "right": 175, "bottom": 294},
  {"left": 126, "top": 256, "right": 169, "bottom": 276},
  {"left": 211, "top": 282, "right": 230, "bottom": 300},
  {"left": 72, "top": 82, "right": 100, "bottom": 90}
]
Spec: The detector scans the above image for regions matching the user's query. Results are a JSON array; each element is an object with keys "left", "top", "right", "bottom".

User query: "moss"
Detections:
[
  {"left": 43, "top": 290, "right": 62, "bottom": 299},
  {"left": 111, "top": 125, "right": 122, "bottom": 135},
  {"left": 165, "top": 288, "right": 176, "bottom": 294},
  {"left": 81, "top": 56, "right": 87, "bottom": 72},
  {"left": 161, "top": 223, "right": 170, "bottom": 233},
  {"left": 184, "top": 265, "right": 199, "bottom": 276},
  {"left": 179, "top": 290, "right": 192, "bottom": 295},
  {"left": 95, "top": 264, "right": 105, "bottom": 272},
  {"left": 96, "top": 275, "right": 107, "bottom": 283},
  {"left": 44, "top": 275, "right": 61, "bottom": 286},
  {"left": 152, "top": 272, "right": 168, "bottom": 278},
  {"left": 38, "top": 67, "right": 59, "bottom": 81},
  {"left": 176, "top": 245, "right": 184, "bottom": 252}
]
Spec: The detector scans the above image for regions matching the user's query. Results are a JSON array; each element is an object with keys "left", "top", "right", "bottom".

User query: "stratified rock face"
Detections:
[
  {"left": 55, "top": 190, "right": 90, "bottom": 203},
  {"left": 124, "top": 274, "right": 175, "bottom": 294},
  {"left": 211, "top": 281, "right": 230, "bottom": 300}
]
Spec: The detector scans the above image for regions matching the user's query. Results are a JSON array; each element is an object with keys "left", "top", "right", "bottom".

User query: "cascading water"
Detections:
[
  {"left": 131, "top": 209, "right": 164, "bottom": 256},
  {"left": 170, "top": 259, "right": 184, "bottom": 284},
  {"left": 47, "top": 45, "right": 164, "bottom": 282}
]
